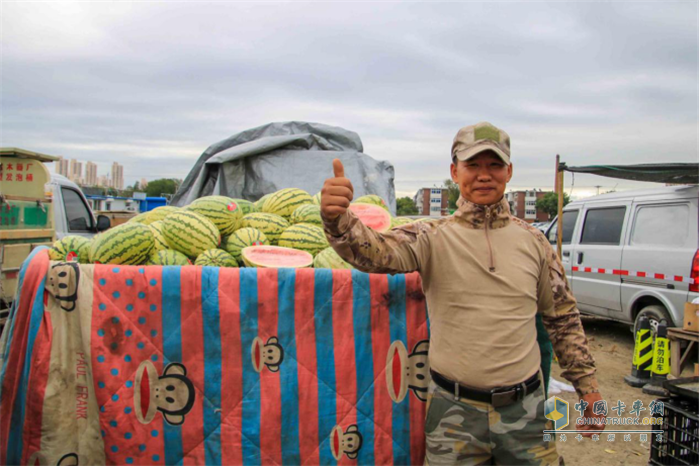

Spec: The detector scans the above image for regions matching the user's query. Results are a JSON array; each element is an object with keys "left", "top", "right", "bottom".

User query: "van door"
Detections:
[
  {"left": 545, "top": 208, "right": 581, "bottom": 286},
  {"left": 571, "top": 203, "right": 630, "bottom": 316},
  {"left": 621, "top": 200, "right": 696, "bottom": 327}
]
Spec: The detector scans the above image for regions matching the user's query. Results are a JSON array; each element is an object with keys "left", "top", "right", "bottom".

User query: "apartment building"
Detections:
[
  {"left": 413, "top": 188, "right": 449, "bottom": 217},
  {"left": 504, "top": 189, "right": 550, "bottom": 222}
]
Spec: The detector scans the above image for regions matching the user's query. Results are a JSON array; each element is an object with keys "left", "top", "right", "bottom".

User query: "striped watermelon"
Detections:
[
  {"left": 195, "top": 249, "right": 238, "bottom": 267},
  {"left": 162, "top": 210, "right": 220, "bottom": 258},
  {"left": 290, "top": 204, "right": 322, "bottom": 226},
  {"left": 261, "top": 188, "right": 313, "bottom": 219},
  {"left": 128, "top": 212, "right": 153, "bottom": 224},
  {"left": 349, "top": 203, "right": 392, "bottom": 232},
  {"left": 223, "top": 228, "right": 269, "bottom": 263},
  {"left": 231, "top": 199, "right": 257, "bottom": 215},
  {"left": 391, "top": 217, "right": 414, "bottom": 229},
  {"left": 240, "top": 213, "right": 289, "bottom": 245},
  {"left": 49, "top": 235, "right": 91, "bottom": 263},
  {"left": 313, "top": 246, "right": 353, "bottom": 269},
  {"left": 90, "top": 223, "right": 155, "bottom": 265},
  {"left": 254, "top": 193, "right": 272, "bottom": 212},
  {"left": 186, "top": 196, "right": 243, "bottom": 236},
  {"left": 241, "top": 245, "right": 313, "bottom": 268},
  {"left": 147, "top": 249, "right": 192, "bottom": 266},
  {"left": 146, "top": 205, "right": 180, "bottom": 223},
  {"left": 277, "top": 223, "right": 329, "bottom": 256},
  {"left": 148, "top": 221, "right": 169, "bottom": 252},
  {"left": 311, "top": 191, "right": 322, "bottom": 205},
  {"left": 354, "top": 194, "right": 389, "bottom": 212}
]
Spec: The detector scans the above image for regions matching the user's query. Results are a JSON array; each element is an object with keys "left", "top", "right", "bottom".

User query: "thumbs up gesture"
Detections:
[{"left": 321, "top": 159, "right": 354, "bottom": 221}]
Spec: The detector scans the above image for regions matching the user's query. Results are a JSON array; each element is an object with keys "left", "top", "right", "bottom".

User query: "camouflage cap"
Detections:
[{"left": 451, "top": 122, "right": 511, "bottom": 164}]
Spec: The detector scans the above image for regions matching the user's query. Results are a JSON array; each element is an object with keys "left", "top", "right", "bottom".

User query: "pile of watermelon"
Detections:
[{"left": 49, "top": 189, "right": 420, "bottom": 269}]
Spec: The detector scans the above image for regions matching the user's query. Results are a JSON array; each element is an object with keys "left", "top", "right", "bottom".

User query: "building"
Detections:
[
  {"left": 140, "top": 178, "right": 148, "bottom": 189},
  {"left": 505, "top": 189, "right": 550, "bottom": 223},
  {"left": 56, "top": 156, "right": 70, "bottom": 177},
  {"left": 413, "top": 188, "right": 449, "bottom": 217},
  {"left": 85, "top": 195, "right": 141, "bottom": 212},
  {"left": 111, "top": 162, "right": 124, "bottom": 190},
  {"left": 85, "top": 162, "right": 98, "bottom": 186},
  {"left": 69, "top": 159, "right": 82, "bottom": 183}
]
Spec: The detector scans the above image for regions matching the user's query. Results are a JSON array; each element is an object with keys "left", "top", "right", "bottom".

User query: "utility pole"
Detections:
[{"left": 594, "top": 185, "right": 602, "bottom": 195}]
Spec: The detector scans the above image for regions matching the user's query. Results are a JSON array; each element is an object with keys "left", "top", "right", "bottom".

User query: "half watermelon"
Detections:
[
  {"left": 241, "top": 245, "right": 313, "bottom": 268},
  {"left": 349, "top": 202, "right": 392, "bottom": 232}
]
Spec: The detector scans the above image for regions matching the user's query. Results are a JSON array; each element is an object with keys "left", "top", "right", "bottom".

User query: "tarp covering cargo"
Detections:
[
  {"left": 171, "top": 122, "right": 397, "bottom": 214},
  {"left": 0, "top": 248, "right": 429, "bottom": 465},
  {"left": 561, "top": 162, "right": 699, "bottom": 184}
]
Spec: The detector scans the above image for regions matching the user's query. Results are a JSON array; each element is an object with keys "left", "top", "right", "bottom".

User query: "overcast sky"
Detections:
[{"left": 3, "top": 1, "right": 698, "bottom": 199}]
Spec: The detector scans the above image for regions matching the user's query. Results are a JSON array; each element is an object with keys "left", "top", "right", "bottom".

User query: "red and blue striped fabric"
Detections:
[{"left": 0, "top": 249, "right": 429, "bottom": 465}]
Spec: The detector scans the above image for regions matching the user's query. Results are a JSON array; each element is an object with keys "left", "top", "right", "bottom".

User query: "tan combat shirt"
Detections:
[{"left": 323, "top": 197, "right": 599, "bottom": 397}]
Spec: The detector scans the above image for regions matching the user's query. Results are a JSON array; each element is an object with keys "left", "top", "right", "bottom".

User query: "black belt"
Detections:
[{"left": 430, "top": 369, "right": 540, "bottom": 408}]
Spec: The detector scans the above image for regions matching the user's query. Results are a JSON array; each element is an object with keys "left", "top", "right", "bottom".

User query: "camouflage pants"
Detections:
[{"left": 424, "top": 376, "right": 561, "bottom": 466}]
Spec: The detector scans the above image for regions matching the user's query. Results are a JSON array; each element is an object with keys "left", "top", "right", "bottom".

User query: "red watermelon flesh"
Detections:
[
  {"left": 349, "top": 203, "right": 392, "bottom": 232},
  {"left": 242, "top": 245, "right": 313, "bottom": 268}
]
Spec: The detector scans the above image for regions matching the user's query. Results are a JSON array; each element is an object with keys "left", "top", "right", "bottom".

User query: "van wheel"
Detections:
[{"left": 634, "top": 305, "right": 672, "bottom": 337}]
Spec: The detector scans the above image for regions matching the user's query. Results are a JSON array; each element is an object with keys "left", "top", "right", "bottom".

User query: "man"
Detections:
[{"left": 320, "top": 122, "right": 604, "bottom": 465}]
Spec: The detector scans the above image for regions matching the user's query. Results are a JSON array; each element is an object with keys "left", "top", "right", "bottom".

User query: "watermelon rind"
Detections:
[
  {"left": 90, "top": 222, "right": 155, "bottom": 265},
  {"left": 241, "top": 245, "right": 313, "bottom": 268},
  {"left": 277, "top": 223, "right": 329, "bottom": 257},
  {"left": 146, "top": 206, "right": 180, "bottom": 223},
  {"left": 49, "top": 235, "right": 92, "bottom": 263},
  {"left": 254, "top": 193, "right": 272, "bottom": 212},
  {"left": 162, "top": 210, "right": 220, "bottom": 258},
  {"left": 313, "top": 246, "right": 353, "bottom": 269},
  {"left": 290, "top": 204, "right": 322, "bottom": 226},
  {"left": 148, "top": 221, "right": 169, "bottom": 252},
  {"left": 128, "top": 212, "right": 153, "bottom": 224},
  {"left": 231, "top": 199, "right": 257, "bottom": 215},
  {"left": 240, "top": 213, "right": 289, "bottom": 245},
  {"left": 186, "top": 195, "right": 243, "bottom": 236},
  {"left": 222, "top": 227, "right": 269, "bottom": 264},
  {"left": 261, "top": 188, "right": 313, "bottom": 220},
  {"left": 147, "top": 249, "right": 191, "bottom": 266},
  {"left": 195, "top": 249, "right": 238, "bottom": 267},
  {"left": 390, "top": 217, "right": 414, "bottom": 229},
  {"left": 311, "top": 191, "right": 322, "bottom": 206}
]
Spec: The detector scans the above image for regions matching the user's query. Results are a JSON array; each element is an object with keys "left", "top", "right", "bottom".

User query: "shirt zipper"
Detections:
[{"left": 485, "top": 210, "right": 496, "bottom": 272}]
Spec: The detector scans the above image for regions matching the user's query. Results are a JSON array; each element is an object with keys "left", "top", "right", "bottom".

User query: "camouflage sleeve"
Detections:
[
  {"left": 322, "top": 211, "right": 433, "bottom": 274},
  {"left": 535, "top": 232, "right": 599, "bottom": 397}
]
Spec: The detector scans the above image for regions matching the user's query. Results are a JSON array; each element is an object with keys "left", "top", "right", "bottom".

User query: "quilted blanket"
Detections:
[{"left": 0, "top": 248, "right": 429, "bottom": 465}]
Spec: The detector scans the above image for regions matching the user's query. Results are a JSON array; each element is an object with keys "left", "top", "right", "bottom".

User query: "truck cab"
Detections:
[{"left": 48, "top": 174, "right": 110, "bottom": 239}]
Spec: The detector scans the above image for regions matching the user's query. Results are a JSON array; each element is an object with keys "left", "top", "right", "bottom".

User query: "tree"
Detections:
[
  {"left": 536, "top": 192, "right": 571, "bottom": 219},
  {"left": 396, "top": 197, "right": 418, "bottom": 216},
  {"left": 146, "top": 178, "right": 181, "bottom": 198},
  {"left": 443, "top": 179, "right": 460, "bottom": 210}
]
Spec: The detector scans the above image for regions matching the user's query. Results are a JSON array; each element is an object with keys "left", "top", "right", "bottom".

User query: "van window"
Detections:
[
  {"left": 547, "top": 210, "right": 579, "bottom": 244},
  {"left": 631, "top": 204, "right": 689, "bottom": 247},
  {"left": 62, "top": 188, "right": 93, "bottom": 231},
  {"left": 580, "top": 207, "right": 626, "bottom": 245}
]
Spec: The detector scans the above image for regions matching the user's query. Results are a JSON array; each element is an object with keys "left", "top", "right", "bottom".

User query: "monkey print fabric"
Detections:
[{"left": 0, "top": 247, "right": 430, "bottom": 465}]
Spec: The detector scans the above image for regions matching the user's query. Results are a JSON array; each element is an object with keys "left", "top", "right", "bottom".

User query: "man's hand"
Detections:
[
  {"left": 578, "top": 392, "right": 606, "bottom": 437},
  {"left": 321, "top": 159, "right": 354, "bottom": 221}
]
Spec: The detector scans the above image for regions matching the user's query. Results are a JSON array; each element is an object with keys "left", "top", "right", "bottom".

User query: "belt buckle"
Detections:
[{"left": 490, "top": 389, "right": 515, "bottom": 408}]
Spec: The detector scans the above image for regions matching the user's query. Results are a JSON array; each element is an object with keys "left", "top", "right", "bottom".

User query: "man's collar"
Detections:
[{"left": 454, "top": 197, "right": 511, "bottom": 229}]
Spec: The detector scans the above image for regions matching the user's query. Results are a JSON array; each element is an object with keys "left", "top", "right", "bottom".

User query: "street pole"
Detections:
[{"left": 556, "top": 155, "right": 564, "bottom": 260}]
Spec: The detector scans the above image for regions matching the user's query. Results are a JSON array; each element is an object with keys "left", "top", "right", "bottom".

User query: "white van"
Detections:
[
  {"left": 544, "top": 185, "right": 698, "bottom": 333},
  {"left": 47, "top": 174, "right": 110, "bottom": 239}
]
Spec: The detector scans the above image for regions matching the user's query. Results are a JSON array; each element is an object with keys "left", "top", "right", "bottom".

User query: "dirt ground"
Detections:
[{"left": 551, "top": 316, "right": 698, "bottom": 466}]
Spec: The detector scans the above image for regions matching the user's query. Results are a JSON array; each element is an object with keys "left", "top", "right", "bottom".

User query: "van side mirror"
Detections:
[{"left": 96, "top": 215, "right": 111, "bottom": 232}]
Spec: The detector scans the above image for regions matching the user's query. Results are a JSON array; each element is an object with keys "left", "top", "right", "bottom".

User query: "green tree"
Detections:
[
  {"left": 536, "top": 192, "right": 571, "bottom": 219},
  {"left": 146, "top": 178, "right": 181, "bottom": 197},
  {"left": 396, "top": 197, "right": 418, "bottom": 216},
  {"left": 443, "top": 179, "right": 460, "bottom": 209}
]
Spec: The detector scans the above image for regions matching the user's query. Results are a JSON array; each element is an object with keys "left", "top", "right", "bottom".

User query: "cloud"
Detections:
[{"left": 2, "top": 1, "right": 697, "bottom": 196}]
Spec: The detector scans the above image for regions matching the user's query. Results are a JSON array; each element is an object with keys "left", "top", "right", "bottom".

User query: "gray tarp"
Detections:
[
  {"left": 171, "top": 121, "right": 396, "bottom": 214},
  {"left": 562, "top": 163, "right": 699, "bottom": 184}
]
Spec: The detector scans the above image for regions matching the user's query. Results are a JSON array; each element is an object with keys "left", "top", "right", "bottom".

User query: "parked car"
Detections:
[
  {"left": 48, "top": 174, "right": 111, "bottom": 239},
  {"left": 544, "top": 185, "right": 698, "bottom": 334}
]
